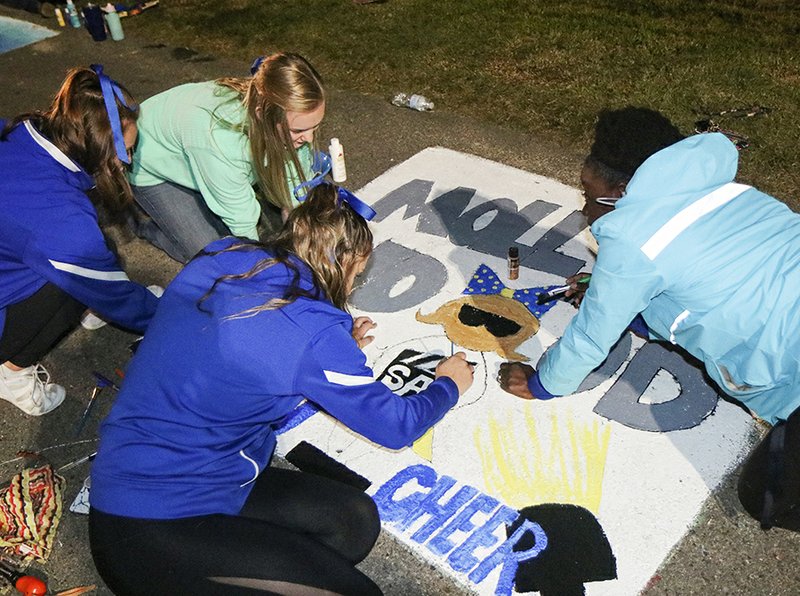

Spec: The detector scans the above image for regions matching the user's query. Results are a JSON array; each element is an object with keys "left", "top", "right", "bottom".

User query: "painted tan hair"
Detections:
[
  {"left": 2, "top": 67, "right": 138, "bottom": 217},
  {"left": 200, "top": 184, "right": 373, "bottom": 316},
  {"left": 216, "top": 52, "right": 325, "bottom": 211}
]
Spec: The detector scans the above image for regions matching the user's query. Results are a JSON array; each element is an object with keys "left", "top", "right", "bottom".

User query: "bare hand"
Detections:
[
  {"left": 564, "top": 272, "right": 591, "bottom": 307},
  {"left": 352, "top": 316, "right": 377, "bottom": 349},
  {"left": 497, "top": 362, "right": 536, "bottom": 400},
  {"left": 435, "top": 352, "right": 474, "bottom": 396}
]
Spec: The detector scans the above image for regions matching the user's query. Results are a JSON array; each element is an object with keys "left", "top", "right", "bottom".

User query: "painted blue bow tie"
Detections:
[{"left": 463, "top": 264, "right": 562, "bottom": 319}]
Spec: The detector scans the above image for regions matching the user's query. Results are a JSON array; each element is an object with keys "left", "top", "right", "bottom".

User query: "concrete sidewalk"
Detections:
[{"left": 1, "top": 6, "right": 799, "bottom": 595}]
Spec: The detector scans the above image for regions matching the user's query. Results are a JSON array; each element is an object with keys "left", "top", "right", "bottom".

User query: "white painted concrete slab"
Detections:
[{"left": 277, "top": 148, "right": 755, "bottom": 595}]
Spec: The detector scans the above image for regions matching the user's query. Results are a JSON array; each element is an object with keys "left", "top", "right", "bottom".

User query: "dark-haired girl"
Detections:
[
  {"left": 0, "top": 66, "right": 159, "bottom": 416},
  {"left": 500, "top": 107, "right": 800, "bottom": 533},
  {"left": 89, "top": 184, "right": 474, "bottom": 595}
]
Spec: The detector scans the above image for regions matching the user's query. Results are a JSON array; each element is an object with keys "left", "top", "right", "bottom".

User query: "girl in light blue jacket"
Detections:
[{"left": 500, "top": 107, "right": 800, "bottom": 532}]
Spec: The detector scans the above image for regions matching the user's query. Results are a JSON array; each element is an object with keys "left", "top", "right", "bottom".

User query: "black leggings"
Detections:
[
  {"left": 89, "top": 467, "right": 383, "bottom": 595},
  {"left": 0, "top": 283, "right": 84, "bottom": 368},
  {"left": 738, "top": 406, "right": 800, "bottom": 531}
]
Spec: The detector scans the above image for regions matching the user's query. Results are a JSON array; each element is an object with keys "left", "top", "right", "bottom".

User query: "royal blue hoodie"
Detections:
[
  {"left": 0, "top": 120, "right": 157, "bottom": 334},
  {"left": 91, "top": 237, "right": 459, "bottom": 518}
]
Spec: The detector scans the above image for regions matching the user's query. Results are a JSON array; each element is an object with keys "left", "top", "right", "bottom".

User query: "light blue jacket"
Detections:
[{"left": 538, "top": 133, "right": 800, "bottom": 424}]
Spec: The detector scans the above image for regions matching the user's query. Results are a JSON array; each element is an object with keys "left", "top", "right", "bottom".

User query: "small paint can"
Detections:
[{"left": 508, "top": 246, "right": 519, "bottom": 280}]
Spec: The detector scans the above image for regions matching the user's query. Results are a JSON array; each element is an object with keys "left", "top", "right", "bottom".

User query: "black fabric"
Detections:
[
  {"left": 285, "top": 441, "right": 372, "bottom": 492},
  {"left": 0, "top": 282, "right": 85, "bottom": 367},
  {"left": 738, "top": 407, "right": 800, "bottom": 531},
  {"left": 89, "top": 467, "right": 383, "bottom": 595}
]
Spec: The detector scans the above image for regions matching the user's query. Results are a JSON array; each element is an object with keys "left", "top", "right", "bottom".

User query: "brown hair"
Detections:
[
  {"left": 215, "top": 52, "right": 325, "bottom": 211},
  {"left": 2, "top": 67, "right": 138, "bottom": 218},
  {"left": 200, "top": 184, "right": 373, "bottom": 316}
]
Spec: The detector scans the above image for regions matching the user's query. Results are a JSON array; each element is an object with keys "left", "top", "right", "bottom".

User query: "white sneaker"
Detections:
[{"left": 0, "top": 364, "right": 66, "bottom": 416}]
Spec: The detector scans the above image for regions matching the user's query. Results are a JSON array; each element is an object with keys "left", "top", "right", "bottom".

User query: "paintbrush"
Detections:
[{"left": 536, "top": 274, "right": 591, "bottom": 305}]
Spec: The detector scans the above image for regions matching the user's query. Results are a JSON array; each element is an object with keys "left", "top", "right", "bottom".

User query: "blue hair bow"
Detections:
[
  {"left": 335, "top": 186, "right": 377, "bottom": 221},
  {"left": 90, "top": 64, "right": 136, "bottom": 164},
  {"left": 293, "top": 151, "right": 331, "bottom": 200},
  {"left": 292, "top": 151, "right": 375, "bottom": 221},
  {"left": 463, "top": 264, "right": 562, "bottom": 319},
  {"left": 250, "top": 56, "right": 265, "bottom": 75}
]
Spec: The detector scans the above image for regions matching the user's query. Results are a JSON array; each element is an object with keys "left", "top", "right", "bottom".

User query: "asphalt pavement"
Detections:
[{"left": 0, "top": 5, "right": 798, "bottom": 595}]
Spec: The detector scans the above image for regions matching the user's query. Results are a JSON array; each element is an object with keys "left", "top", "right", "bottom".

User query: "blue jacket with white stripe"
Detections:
[
  {"left": 538, "top": 133, "right": 800, "bottom": 424},
  {"left": 90, "top": 237, "right": 459, "bottom": 519},
  {"left": 0, "top": 120, "right": 158, "bottom": 334}
]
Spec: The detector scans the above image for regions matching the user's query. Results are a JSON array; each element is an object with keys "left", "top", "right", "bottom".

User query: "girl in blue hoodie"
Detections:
[
  {"left": 89, "top": 183, "right": 474, "bottom": 595},
  {"left": 0, "top": 66, "right": 159, "bottom": 417}
]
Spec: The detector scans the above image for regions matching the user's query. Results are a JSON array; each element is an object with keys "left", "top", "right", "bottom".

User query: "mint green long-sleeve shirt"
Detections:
[{"left": 129, "top": 81, "right": 312, "bottom": 240}]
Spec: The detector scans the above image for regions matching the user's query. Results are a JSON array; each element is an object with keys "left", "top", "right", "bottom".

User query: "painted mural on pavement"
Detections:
[{"left": 276, "top": 148, "right": 757, "bottom": 595}]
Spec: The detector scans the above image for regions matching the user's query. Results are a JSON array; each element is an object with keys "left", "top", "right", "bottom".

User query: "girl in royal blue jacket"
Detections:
[
  {"left": 0, "top": 66, "right": 159, "bottom": 416},
  {"left": 89, "top": 183, "right": 474, "bottom": 595}
]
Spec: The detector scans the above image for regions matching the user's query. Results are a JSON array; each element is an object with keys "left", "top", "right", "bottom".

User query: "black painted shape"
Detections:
[
  {"left": 349, "top": 240, "right": 448, "bottom": 313},
  {"left": 509, "top": 504, "right": 616, "bottom": 596},
  {"left": 520, "top": 209, "right": 589, "bottom": 277},
  {"left": 593, "top": 341, "right": 719, "bottom": 432},
  {"left": 457, "top": 304, "right": 522, "bottom": 338},
  {"left": 376, "top": 348, "right": 438, "bottom": 397},
  {"left": 285, "top": 441, "right": 371, "bottom": 492}
]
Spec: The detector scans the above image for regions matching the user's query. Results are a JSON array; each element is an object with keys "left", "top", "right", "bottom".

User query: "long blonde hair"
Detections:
[
  {"left": 216, "top": 52, "right": 325, "bottom": 211},
  {"left": 2, "top": 67, "right": 138, "bottom": 218},
  {"left": 200, "top": 184, "right": 373, "bottom": 316}
]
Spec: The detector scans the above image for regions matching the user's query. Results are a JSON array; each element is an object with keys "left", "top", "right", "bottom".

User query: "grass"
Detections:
[{"left": 127, "top": 0, "right": 800, "bottom": 207}]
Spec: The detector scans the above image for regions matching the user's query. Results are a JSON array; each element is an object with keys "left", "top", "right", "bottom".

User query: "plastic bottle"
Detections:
[
  {"left": 65, "top": 0, "right": 82, "bottom": 28},
  {"left": 54, "top": 7, "right": 66, "bottom": 27},
  {"left": 103, "top": 3, "right": 124, "bottom": 40},
  {"left": 391, "top": 92, "right": 435, "bottom": 112},
  {"left": 329, "top": 138, "right": 347, "bottom": 183}
]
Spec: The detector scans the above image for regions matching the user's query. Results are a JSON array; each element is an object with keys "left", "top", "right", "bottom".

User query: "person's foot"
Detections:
[
  {"left": 38, "top": 2, "right": 55, "bottom": 17},
  {"left": 0, "top": 363, "right": 65, "bottom": 416}
]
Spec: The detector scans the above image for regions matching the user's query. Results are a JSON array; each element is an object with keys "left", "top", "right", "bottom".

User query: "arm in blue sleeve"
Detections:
[
  {"left": 627, "top": 313, "right": 650, "bottom": 339},
  {"left": 528, "top": 369, "right": 557, "bottom": 400},
  {"left": 296, "top": 323, "right": 459, "bottom": 450},
  {"left": 24, "top": 211, "right": 158, "bottom": 333},
  {"left": 538, "top": 237, "right": 663, "bottom": 395}
]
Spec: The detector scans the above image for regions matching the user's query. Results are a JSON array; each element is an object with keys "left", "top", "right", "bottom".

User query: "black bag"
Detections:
[{"left": 738, "top": 408, "right": 800, "bottom": 531}]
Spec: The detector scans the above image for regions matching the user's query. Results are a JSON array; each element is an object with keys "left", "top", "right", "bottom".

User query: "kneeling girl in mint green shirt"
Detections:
[{"left": 129, "top": 52, "right": 325, "bottom": 263}]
